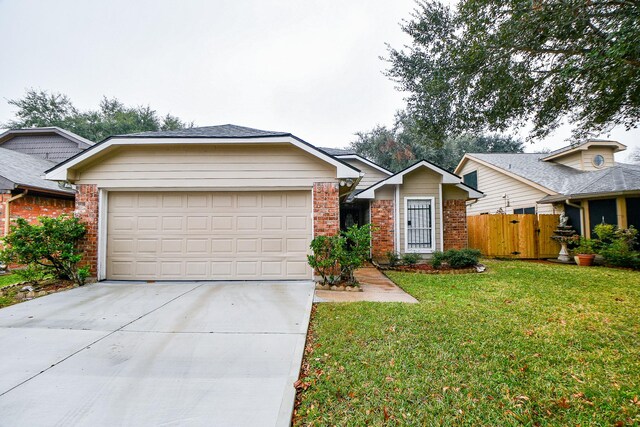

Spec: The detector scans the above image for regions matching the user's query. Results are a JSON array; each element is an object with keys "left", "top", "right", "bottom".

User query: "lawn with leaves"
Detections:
[{"left": 294, "top": 261, "right": 640, "bottom": 426}]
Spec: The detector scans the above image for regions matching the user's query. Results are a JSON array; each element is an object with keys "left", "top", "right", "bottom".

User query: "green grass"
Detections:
[
  {"left": 295, "top": 260, "right": 640, "bottom": 426},
  {"left": 0, "top": 273, "right": 21, "bottom": 288}
]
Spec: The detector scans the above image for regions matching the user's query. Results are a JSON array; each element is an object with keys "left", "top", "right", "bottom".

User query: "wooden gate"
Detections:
[{"left": 468, "top": 214, "right": 560, "bottom": 259}]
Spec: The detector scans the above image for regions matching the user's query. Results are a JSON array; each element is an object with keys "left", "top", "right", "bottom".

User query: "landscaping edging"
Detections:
[
  {"left": 0, "top": 280, "right": 78, "bottom": 303},
  {"left": 381, "top": 264, "right": 485, "bottom": 275},
  {"left": 314, "top": 283, "right": 363, "bottom": 292}
]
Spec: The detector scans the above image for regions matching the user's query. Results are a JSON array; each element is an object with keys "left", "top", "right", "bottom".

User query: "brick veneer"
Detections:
[
  {"left": 371, "top": 199, "right": 394, "bottom": 262},
  {"left": 74, "top": 184, "right": 99, "bottom": 276},
  {"left": 313, "top": 182, "right": 339, "bottom": 237},
  {"left": 0, "top": 193, "right": 74, "bottom": 237},
  {"left": 443, "top": 199, "right": 468, "bottom": 250}
]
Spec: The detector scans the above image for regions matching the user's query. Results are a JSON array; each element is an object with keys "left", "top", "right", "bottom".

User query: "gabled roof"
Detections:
[
  {"left": 45, "top": 124, "right": 361, "bottom": 181},
  {"left": 318, "top": 147, "right": 357, "bottom": 156},
  {"left": 0, "top": 147, "right": 74, "bottom": 195},
  {"left": 540, "top": 139, "right": 626, "bottom": 161},
  {"left": 0, "top": 126, "right": 94, "bottom": 149},
  {"left": 355, "top": 159, "right": 484, "bottom": 199}
]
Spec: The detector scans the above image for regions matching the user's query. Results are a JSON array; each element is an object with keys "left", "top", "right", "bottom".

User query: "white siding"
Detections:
[
  {"left": 581, "top": 147, "right": 616, "bottom": 171},
  {"left": 554, "top": 151, "right": 583, "bottom": 169},
  {"left": 458, "top": 159, "right": 555, "bottom": 215},
  {"left": 76, "top": 144, "right": 337, "bottom": 188}
]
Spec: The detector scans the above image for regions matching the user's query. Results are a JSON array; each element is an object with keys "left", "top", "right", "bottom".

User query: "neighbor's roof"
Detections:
[
  {"left": 318, "top": 147, "right": 357, "bottom": 156},
  {"left": 0, "top": 126, "right": 94, "bottom": 148},
  {"left": 540, "top": 139, "right": 625, "bottom": 161},
  {"left": 123, "top": 124, "right": 289, "bottom": 139},
  {"left": 462, "top": 152, "right": 640, "bottom": 201},
  {"left": 0, "top": 147, "right": 74, "bottom": 195}
]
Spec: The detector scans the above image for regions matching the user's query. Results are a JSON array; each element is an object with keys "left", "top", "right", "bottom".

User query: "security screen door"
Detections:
[{"left": 406, "top": 198, "right": 433, "bottom": 252}]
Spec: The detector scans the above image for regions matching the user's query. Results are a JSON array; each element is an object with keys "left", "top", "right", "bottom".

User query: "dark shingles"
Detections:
[
  {"left": 0, "top": 147, "right": 74, "bottom": 194},
  {"left": 121, "top": 124, "right": 290, "bottom": 138},
  {"left": 317, "top": 147, "right": 357, "bottom": 156}
]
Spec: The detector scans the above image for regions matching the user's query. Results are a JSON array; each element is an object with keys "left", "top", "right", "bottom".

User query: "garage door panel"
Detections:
[{"left": 107, "top": 191, "right": 311, "bottom": 280}]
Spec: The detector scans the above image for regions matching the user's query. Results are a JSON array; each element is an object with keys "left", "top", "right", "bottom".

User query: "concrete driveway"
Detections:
[{"left": 0, "top": 280, "right": 314, "bottom": 427}]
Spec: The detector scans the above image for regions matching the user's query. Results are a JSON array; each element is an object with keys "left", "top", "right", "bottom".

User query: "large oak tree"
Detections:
[{"left": 386, "top": 0, "right": 640, "bottom": 141}]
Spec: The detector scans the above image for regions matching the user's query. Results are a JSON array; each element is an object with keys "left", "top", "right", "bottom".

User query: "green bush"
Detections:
[
  {"left": 594, "top": 225, "right": 640, "bottom": 269},
  {"left": 14, "top": 264, "right": 50, "bottom": 285},
  {"left": 307, "top": 235, "right": 341, "bottom": 286},
  {"left": 430, "top": 251, "right": 446, "bottom": 269},
  {"left": 445, "top": 248, "right": 481, "bottom": 269},
  {"left": 308, "top": 224, "right": 373, "bottom": 285},
  {"left": 401, "top": 253, "right": 421, "bottom": 266},
  {"left": 430, "top": 248, "right": 481, "bottom": 269},
  {"left": 386, "top": 251, "right": 401, "bottom": 267},
  {"left": 0, "top": 215, "right": 89, "bottom": 285},
  {"left": 573, "top": 237, "right": 596, "bottom": 255}
]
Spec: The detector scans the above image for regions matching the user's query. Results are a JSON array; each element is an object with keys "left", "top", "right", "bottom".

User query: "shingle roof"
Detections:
[
  {"left": 467, "top": 152, "right": 640, "bottom": 200},
  {"left": 318, "top": 147, "right": 357, "bottom": 156},
  {"left": 122, "top": 124, "right": 290, "bottom": 138},
  {"left": 0, "top": 147, "right": 73, "bottom": 194}
]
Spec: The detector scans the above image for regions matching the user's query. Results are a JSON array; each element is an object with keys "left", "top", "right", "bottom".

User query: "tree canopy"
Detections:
[
  {"left": 350, "top": 111, "right": 524, "bottom": 172},
  {"left": 3, "top": 89, "right": 192, "bottom": 142},
  {"left": 386, "top": 0, "right": 640, "bottom": 142}
]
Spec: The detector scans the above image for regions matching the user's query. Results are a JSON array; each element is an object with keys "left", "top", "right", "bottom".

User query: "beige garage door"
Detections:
[{"left": 107, "top": 191, "right": 312, "bottom": 280}]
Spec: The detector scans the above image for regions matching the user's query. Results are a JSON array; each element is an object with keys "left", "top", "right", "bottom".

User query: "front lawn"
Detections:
[
  {"left": 0, "top": 273, "right": 21, "bottom": 288},
  {"left": 294, "top": 260, "right": 640, "bottom": 426}
]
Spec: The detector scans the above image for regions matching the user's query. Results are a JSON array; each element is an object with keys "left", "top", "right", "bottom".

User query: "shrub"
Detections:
[
  {"left": 386, "top": 251, "right": 401, "bottom": 267},
  {"left": 339, "top": 224, "right": 373, "bottom": 285},
  {"left": 573, "top": 237, "right": 596, "bottom": 255},
  {"left": 307, "top": 235, "right": 340, "bottom": 286},
  {"left": 0, "top": 215, "right": 89, "bottom": 285},
  {"left": 308, "top": 224, "right": 373, "bottom": 286},
  {"left": 595, "top": 225, "right": 640, "bottom": 269},
  {"left": 445, "top": 248, "right": 481, "bottom": 269},
  {"left": 430, "top": 251, "right": 446, "bottom": 269},
  {"left": 14, "top": 264, "right": 50, "bottom": 285},
  {"left": 401, "top": 253, "right": 421, "bottom": 266},
  {"left": 430, "top": 248, "right": 481, "bottom": 269}
]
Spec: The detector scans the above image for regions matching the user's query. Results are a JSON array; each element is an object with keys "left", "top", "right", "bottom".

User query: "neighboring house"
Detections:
[
  {"left": 0, "top": 127, "right": 94, "bottom": 236},
  {"left": 455, "top": 139, "right": 640, "bottom": 237},
  {"left": 45, "top": 124, "right": 482, "bottom": 281}
]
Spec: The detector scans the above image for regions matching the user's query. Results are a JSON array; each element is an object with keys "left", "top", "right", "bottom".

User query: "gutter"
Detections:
[{"left": 4, "top": 189, "right": 28, "bottom": 235}]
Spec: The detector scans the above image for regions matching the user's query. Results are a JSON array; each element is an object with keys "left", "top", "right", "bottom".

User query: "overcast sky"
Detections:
[{"left": 1, "top": 0, "right": 638, "bottom": 161}]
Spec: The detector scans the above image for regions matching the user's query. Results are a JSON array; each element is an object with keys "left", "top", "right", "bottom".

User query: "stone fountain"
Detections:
[{"left": 550, "top": 213, "right": 577, "bottom": 263}]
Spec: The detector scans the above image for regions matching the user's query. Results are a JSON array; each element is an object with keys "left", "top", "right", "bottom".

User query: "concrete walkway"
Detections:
[
  {"left": 314, "top": 266, "right": 418, "bottom": 303},
  {"left": 0, "top": 280, "right": 314, "bottom": 427}
]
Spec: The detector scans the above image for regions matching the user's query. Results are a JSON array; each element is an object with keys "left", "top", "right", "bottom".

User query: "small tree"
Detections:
[
  {"left": 307, "top": 235, "right": 341, "bottom": 286},
  {"left": 339, "top": 224, "right": 373, "bottom": 285},
  {"left": 0, "top": 215, "right": 90, "bottom": 285}
]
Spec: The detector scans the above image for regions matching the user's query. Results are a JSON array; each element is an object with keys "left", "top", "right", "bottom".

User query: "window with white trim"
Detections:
[{"left": 405, "top": 198, "right": 434, "bottom": 252}]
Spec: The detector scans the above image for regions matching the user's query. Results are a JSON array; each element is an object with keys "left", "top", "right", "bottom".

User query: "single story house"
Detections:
[
  {"left": 45, "top": 124, "right": 482, "bottom": 281},
  {"left": 454, "top": 139, "right": 640, "bottom": 237},
  {"left": 0, "top": 127, "right": 94, "bottom": 236}
]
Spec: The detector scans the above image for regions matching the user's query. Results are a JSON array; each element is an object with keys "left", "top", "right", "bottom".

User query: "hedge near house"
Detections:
[{"left": 0, "top": 215, "right": 90, "bottom": 285}]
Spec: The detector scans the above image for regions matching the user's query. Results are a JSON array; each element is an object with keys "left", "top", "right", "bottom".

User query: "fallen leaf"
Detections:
[
  {"left": 557, "top": 397, "right": 570, "bottom": 409},
  {"left": 383, "top": 406, "right": 390, "bottom": 421}
]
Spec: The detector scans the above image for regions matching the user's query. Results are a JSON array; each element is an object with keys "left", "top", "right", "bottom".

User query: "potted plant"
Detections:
[{"left": 574, "top": 238, "right": 596, "bottom": 266}]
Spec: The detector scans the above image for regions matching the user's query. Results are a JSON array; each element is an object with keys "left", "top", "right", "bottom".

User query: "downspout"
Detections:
[
  {"left": 565, "top": 199, "right": 584, "bottom": 236},
  {"left": 4, "top": 189, "right": 28, "bottom": 235}
]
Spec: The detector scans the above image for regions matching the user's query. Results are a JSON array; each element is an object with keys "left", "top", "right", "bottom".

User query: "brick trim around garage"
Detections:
[
  {"left": 75, "top": 184, "right": 99, "bottom": 275},
  {"left": 312, "top": 182, "right": 339, "bottom": 237}
]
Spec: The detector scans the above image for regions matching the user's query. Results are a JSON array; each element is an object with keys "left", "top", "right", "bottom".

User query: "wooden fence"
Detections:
[{"left": 468, "top": 214, "right": 560, "bottom": 259}]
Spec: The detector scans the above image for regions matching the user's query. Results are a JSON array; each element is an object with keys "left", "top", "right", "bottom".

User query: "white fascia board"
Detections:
[
  {"left": 45, "top": 136, "right": 360, "bottom": 181},
  {"left": 355, "top": 160, "right": 459, "bottom": 199},
  {"left": 335, "top": 154, "right": 393, "bottom": 175}
]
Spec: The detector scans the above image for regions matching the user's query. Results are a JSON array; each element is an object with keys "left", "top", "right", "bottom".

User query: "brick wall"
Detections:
[
  {"left": 0, "top": 193, "right": 75, "bottom": 237},
  {"left": 75, "top": 184, "right": 99, "bottom": 276},
  {"left": 371, "top": 199, "right": 394, "bottom": 262},
  {"left": 313, "top": 182, "right": 339, "bottom": 237},
  {"left": 443, "top": 199, "right": 468, "bottom": 250}
]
